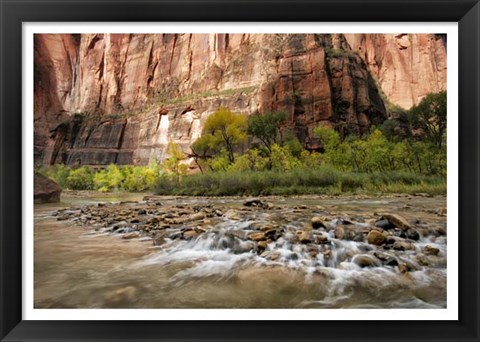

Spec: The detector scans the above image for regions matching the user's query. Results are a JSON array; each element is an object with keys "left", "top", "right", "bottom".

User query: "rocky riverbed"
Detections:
[{"left": 35, "top": 193, "right": 447, "bottom": 309}]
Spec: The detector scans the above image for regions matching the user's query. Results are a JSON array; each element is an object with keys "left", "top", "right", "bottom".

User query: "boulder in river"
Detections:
[
  {"left": 353, "top": 254, "right": 382, "bottom": 268},
  {"left": 375, "top": 219, "right": 395, "bottom": 230},
  {"left": 381, "top": 213, "right": 411, "bottom": 231},
  {"left": 367, "top": 230, "right": 386, "bottom": 245},
  {"left": 392, "top": 241, "right": 415, "bottom": 251},
  {"left": 334, "top": 225, "right": 356, "bottom": 240},
  {"left": 34, "top": 172, "right": 62, "bottom": 203},
  {"left": 248, "top": 232, "right": 267, "bottom": 242},
  {"left": 311, "top": 216, "right": 327, "bottom": 229},
  {"left": 243, "top": 198, "right": 269, "bottom": 208},
  {"left": 405, "top": 228, "right": 420, "bottom": 241},
  {"left": 297, "top": 230, "right": 312, "bottom": 243},
  {"left": 423, "top": 245, "right": 440, "bottom": 256}
]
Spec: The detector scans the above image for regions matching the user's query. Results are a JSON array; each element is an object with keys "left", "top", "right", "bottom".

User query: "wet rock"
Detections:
[
  {"left": 230, "top": 230, "right": 249, "bottom": 240},
  {"left": 336, "top": 218, "right": 354, "bottom": 225},
  {"left": 353, "top": 254, "right": 382, "bottom": 268},
  {"left": 416, "top": 228, "right": 429, "bottom": 238},
  {"left": 249, "top": 222, "right": 278, "bottom": 231},
  {"left": 147, "top": 217, "right": 160, "bottom": 224},
  {"left": 334, "top": 225, "right": 356, "bottom": 240},
  {"left": 392, "top": 241, "right": 415, "bottom": 251},
  {"left": 315, "top": 234, "right": 329, "bottom": 244},
  {"left": 214, "top": 209, "right": 223, "bottom": 217},
  {"left": 385, "top": 257, "right": 399, "bottom": 266},
  {"left": 414, "top": 253, "right": 431, "bottom": 266},
  {"left": 248, "top": 232, "right": 267, "bottom": 241},
  {"left": 113, "top": 221, "right": 129, "bottom": 229},
  {"left": 357, "top": 244, "right": 372, "bottom": 252},
  {"left": 194, "top": 226, "right": 208, "bottom": 234},
  {"left": 367, "top": 230, "right": 386, "bottom": 245},
  {"left": 261, "top": 250, "right": 281, "bottom": 261},
  {"left": 183, "top": 230, "right": 199, "bottom": 239},
  {"left": 375, "top": 219, "right": 395, "bottom": 230},
  {"left": 398, "top": 263, "right": 409, "bottom": 273},
  {"left": 334, "top": 226, "right": 345, "bottom": 239},
  {"left": 115, "top": 227, "right": 135, "bottom": 234},
  {"left": 257, "top": 240, "right": 268, "bottom": 251},
  {"left": 323, "top": 249, "right": 332, "bottom": 260},
  {"left": 232, "top": 240, "right": 256, "bottom": 254},
  {"left": 381, "top": 213, "right": 411, "bottom": 231},
  {"left": 405, "top": 228, "right": 420, "bottom": 241},
  {"left": 373, "top": 251, "right": 391, "bottom": 261},
  {"left": 224, "top": 209, "right": 240, "bottom": 220},
  {"left": 137, "top": 209, "right": 147, "bottom": 215},
  {"left": 374, "top": 252, "right": 399, "bottom": 266},
  {"left": 243, "top": 198, "right": 264, "bottom": 207},
  {"left": 437, "top": 226, "right": 447, "bottom": 236},
  {"left": 307, "top": 245, "right": 319, "bottom": 258},
  {"left": 311, "top": 216, "right": 327, "bottom": 229},
  {"left": 168, "top": 230, "right": 182, "bottom": 240},
  {"left": 264, "top": 228, "right": 282, "bottom": 241},
  {"left": 188, "top": 212, "right": 206, "bottom": 221},
  {"left": 297, "top": 230, "right": 312, "bottom": 244},
  {"left": 423, "top": 245, "right": 440, "bottom": 256}
]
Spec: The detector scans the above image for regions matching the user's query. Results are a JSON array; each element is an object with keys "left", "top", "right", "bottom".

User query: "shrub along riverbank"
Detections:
[{"left": 38, "top": 163, "right": 445, "bottom": 196}]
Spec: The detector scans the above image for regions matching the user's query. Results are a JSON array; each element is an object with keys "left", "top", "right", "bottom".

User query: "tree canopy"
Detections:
[
  {"left": 247, "top": 111, "right": 287, "bottom": 152},
  {"left": 195, "top": 108, "right": 248, "bottom": 164},
  {"left": 409, "top": 91, "right": 447, "bottom": 148}
]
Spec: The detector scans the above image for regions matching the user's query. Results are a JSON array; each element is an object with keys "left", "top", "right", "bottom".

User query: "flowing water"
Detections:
[{"left": 34, "top": 192, "right": 447, "bottom": 309}]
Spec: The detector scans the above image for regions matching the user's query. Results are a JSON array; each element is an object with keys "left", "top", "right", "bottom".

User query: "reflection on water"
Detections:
[{"left": 34, "top": 193, "right": 447, "bottom": 309}]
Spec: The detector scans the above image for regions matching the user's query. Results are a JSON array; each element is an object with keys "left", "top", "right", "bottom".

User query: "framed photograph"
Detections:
[{"left": 1, "top": 0, "right": 479, "bottom": 341}]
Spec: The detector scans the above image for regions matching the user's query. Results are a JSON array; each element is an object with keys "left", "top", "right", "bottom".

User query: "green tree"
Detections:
[
  {"left": 190, "top": 134, "right": 219, "bottom": 173},
  {"left": 247, "top": 111, "right": 287, "bottom": 152},
  {"left": 409, "top": 91, "right": 447, "bottom": 148},
  {"left": 199, "top": 108, "right": 248, "bottom": 164},
  {"left": 314, "top": 125, "right": 341, "bottom": 151},
  {"left": 163, "top": 142, "right": 188, "bottom": 184}
]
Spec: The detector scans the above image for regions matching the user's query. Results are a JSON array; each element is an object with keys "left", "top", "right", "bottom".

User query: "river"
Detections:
[{"left": 34, "top": 192, "right": 447, "bottom": 309}]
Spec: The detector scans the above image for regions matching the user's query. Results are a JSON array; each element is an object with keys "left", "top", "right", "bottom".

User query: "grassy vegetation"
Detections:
[
  {"left": 38, "top": 163, "right": 445, "bottom": 197},
  {"left": 154, "top": 167, "right": 445, "bottom": 196},
  {"left": 37, "top": 159, "right": 446, "bottom": 197}
]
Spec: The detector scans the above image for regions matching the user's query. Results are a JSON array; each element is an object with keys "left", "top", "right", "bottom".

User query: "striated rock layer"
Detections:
[{"left": 34, "top": 33, "right": 447, "bottom": 166}]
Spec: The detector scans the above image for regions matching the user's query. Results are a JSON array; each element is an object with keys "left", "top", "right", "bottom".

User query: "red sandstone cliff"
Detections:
[
  {"left": 34, "top": 33, "right": 446, "bottom": 166},
  {"left": 344, "top": 34, "right": 447, "bottom": 109}
]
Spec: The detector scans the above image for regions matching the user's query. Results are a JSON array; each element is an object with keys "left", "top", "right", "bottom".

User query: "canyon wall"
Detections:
[{"left": 34, "top": 33, "right": 447, "bottom": 166}]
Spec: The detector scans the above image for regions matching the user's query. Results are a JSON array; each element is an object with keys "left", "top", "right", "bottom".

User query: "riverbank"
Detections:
[
  {"left": 38, "top": 164, "right": 446, "bottom": 197},
  {"left": 34, "top": 192, "right": 447, "bottom": 308}
]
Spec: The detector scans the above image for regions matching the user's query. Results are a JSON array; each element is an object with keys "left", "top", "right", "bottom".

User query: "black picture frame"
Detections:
[{"left": 1, "top": 0, "right": 479, "bottom": 341}]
